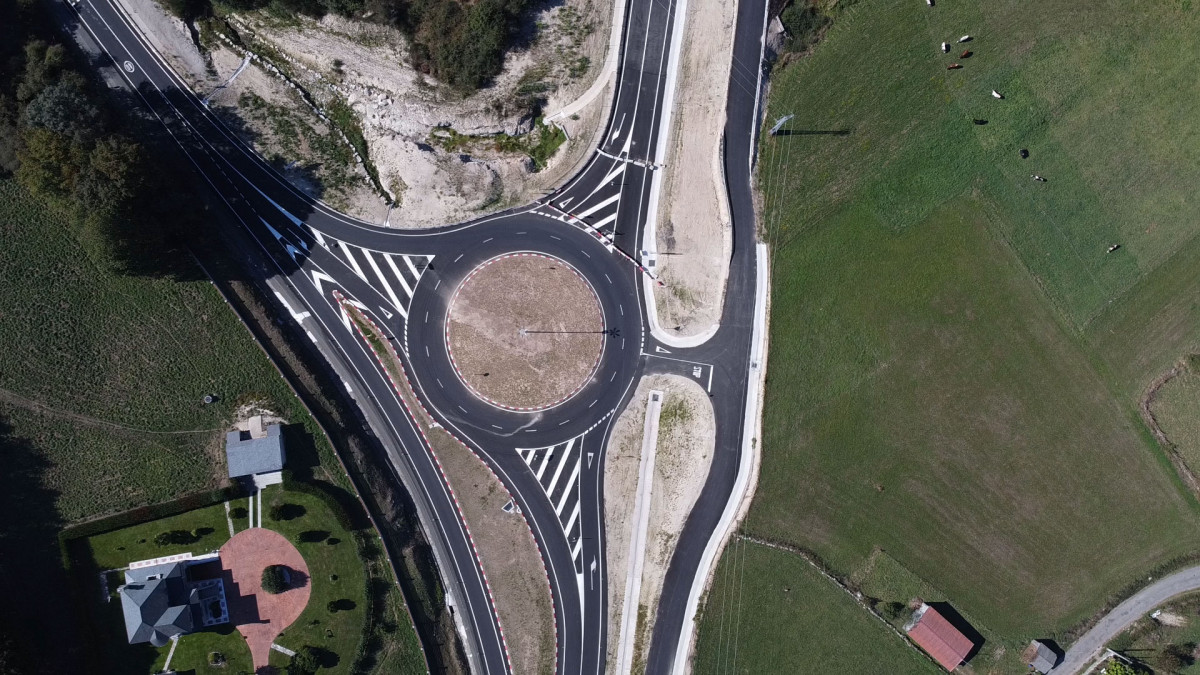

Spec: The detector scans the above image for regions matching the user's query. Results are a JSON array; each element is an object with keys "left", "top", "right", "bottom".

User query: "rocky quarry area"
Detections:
[{"left": 118, "top": 0, "right": 613, "bottom": 227}]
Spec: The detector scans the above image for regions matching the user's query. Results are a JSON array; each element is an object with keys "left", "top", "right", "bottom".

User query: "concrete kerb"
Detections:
[
  {"left": 614, "top": 389, "right": 665, "bottom": 674},
  {"left": 641, "top": 0, "right": 732, "bottom": 349},
  {"left": 670, "top": 242, "right": 769, "bottom": 675},
  {"left": 337, "top": 292, "right": 562, "bottom": 675},
  {"left": 544, "top": 0, "right": 628, "bottom": 123}
]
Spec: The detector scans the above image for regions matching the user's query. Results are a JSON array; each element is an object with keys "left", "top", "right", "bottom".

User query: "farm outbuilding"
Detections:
[
  {"left": 904, "top": 603, "right": 976, "bottom": 671},
  {"left": 1022, "top": 640, "right": 1058, "bottom": 673}
]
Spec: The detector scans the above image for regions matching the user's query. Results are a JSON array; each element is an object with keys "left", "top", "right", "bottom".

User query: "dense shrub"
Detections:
[
  {"left": 262, "top": 564, "right": 290, "bottom": 594},
  {"left": 779, "top": 0, "right": 830, "bottom": 54}
]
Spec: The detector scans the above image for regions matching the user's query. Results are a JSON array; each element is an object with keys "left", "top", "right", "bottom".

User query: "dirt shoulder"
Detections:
[
  {"left": 345, "top": 303, "right": 555, "bottom": 675},
  {"left": 603, "top": 375, "right": 715, "bottom": 671},
  {"left": 651, "top": 0, "right": 737, "bottom": 337}
]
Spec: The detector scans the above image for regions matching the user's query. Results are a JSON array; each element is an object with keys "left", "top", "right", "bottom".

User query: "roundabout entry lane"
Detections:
[{"left": 404, "top": 217, "right": 645, "bottom": 450}]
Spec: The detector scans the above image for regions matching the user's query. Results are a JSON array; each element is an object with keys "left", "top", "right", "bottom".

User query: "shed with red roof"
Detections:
[{"left": 904, "top": 603, "right": 975, "bottom": 671}]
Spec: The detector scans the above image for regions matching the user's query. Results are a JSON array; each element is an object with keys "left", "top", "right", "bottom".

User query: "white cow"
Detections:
[
  {"left": 941, "top": 42, "right": 949, "bottom": 53},
  {"left": 958, "top": 35, "right": 972, "bottom": 43},
  {"left": 991, "top": 89, "right": 1004, "bottom": 99}
]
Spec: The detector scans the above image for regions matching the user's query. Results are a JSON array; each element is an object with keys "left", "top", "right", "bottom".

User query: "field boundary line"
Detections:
[
  {"left": 735, "top": 534, "right": 941, "bottom": 670},
  {"left": 0, "top": 387, "right": 223, "bottom": 435}
]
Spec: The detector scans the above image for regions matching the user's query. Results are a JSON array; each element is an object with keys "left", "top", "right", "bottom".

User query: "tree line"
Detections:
[
  {"left": 168, "top": 0, "right": 530, "bottom": 93},
  {"left": 1, "top": 0, "right": 189, "bottom": 275}
]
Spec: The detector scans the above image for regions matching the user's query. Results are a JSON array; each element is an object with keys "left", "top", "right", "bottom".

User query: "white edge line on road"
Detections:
[{"left": 671, "top": 242, "right": 769, "bottom": 675}]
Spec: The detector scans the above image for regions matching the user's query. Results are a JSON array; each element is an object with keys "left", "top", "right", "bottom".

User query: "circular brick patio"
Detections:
[{"left": 219, "top": 527, "right": 311, "bottom": 672}]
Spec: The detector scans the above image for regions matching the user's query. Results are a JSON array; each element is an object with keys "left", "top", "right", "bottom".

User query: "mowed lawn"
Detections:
[
  {"left": 743, "top": 0, "right": 1200, "bottom": 650},
  {"left": 694, "top": 538, "right": 938, "bottom": 674}
]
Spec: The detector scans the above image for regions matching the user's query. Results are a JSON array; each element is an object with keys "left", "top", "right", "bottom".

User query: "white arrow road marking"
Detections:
[
  {"left": 587, "top": 451, "right": 594, "bottom": 468},
  {"left": 655, "top": 345, "right": 671, "bottom": 353},
  {"left": 589, "top": 558, "right": 598, "bottom": 590},
  {"left": 311, "top": 270, "right": 337, "bottom": 294}
]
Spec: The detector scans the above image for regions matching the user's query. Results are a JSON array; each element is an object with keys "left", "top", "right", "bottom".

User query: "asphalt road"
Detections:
[
  {"left": 1048, "top": 567, "right": 1200, "bottom": 674},
  {"left": 62, "top": 0, "right": 771, "bottom": 671}
]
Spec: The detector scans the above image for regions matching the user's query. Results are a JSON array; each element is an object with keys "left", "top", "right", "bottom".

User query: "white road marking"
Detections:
[
  {"left": 403, "top": 255, "right": 421, "bottom": 279},
  {"left": 593, "top": 212, "right": 619, "bottom": 230},
  {"left": 545, "top": 439, "right": 576, "bottom": 498},
  {"left": 564, "top": 500, "right": 582, "bottom": 534},
  {"left": 576, "top": 193, "right": 620, "bottom": 219},
  {"left": 341, "top": 244, "right": 368, "bottom": 281},
  {"left": 555, "top": 458, "right": 581, "bottom": 514},
  {"left": 384, "top": 254, "right": 414, "bottom": 296},
  {"left": 363, "top": 249, "right": 407, "bottom": 317}
]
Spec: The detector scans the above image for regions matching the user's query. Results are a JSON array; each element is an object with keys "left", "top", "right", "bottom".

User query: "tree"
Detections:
[
  {"left": 262, "top": 565, "right": 290, "bottom": 594},
  {"left": 154, "top": 529, "right": 197, "bottom": 546},
  {"left": 21, "top": 79, "right": 101, "bottom": 143},
  {"left": 288, "top": 645, "right": 321, "bottom": 674}
]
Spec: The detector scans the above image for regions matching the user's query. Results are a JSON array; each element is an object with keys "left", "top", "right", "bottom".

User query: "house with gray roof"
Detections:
[
  {"left": 226, "top": 418, "right": 286, "bottom": 487},
  {"left": 118, "top": 557, "right": 227, "bottom": 646}
]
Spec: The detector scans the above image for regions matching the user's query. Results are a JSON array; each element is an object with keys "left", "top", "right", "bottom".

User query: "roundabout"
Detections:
[
  {"left": 402, "top": 218, "right": 644, "bottom": 444},
  {"left": 445, "top": 253, "right": 605, "bottom": 412}
]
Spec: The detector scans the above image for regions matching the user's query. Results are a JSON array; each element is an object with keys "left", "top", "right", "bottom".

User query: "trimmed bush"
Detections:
[{"left": 262, "top": 565, "right": 290, "bottom": 594}]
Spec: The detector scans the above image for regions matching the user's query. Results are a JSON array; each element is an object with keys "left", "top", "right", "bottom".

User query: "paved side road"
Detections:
[{"left": 1052, "top": 566, "right": 1200, "bottom": 673}]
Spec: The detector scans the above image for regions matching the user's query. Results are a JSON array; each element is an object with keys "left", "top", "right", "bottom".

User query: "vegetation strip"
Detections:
[{"left": 339, "top": 293, "right": 559, "bottom": 675}]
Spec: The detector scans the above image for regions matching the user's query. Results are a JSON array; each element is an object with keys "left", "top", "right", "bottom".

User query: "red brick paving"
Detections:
[{"left": 219, "top": 527, "right": 311, "bottom": 672}]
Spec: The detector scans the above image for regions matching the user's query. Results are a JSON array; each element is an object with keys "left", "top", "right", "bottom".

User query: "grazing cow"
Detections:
[
  {"left": 948, "top": 63, "right": 962, "bottom": 70},
  {"left": 991, "top": 89, "right": 1004, "bottom": 99},
  {"left": 1108, "top": 244, "right": 1121, "bottom": 253},
  {"left": 960, "top": 50, "right": 972, "bottom": 58},
  {"left": 942, "top": 42, "right": 950, "bottom": 53},
  {"left": 1019, "top": 148, "right": 1029, "bottom": 158},
  {"left": 927, "top": 0, "right": 934, "bottom": 6},
  {"left": 958, "top": 35, "right": 972, "bottom": 42},
  {"left": 973, "top": 118, "right": 988, "bottom": 125},
  {"left": 1032, "top": 175, "right": 1046, "bottom": 182}
]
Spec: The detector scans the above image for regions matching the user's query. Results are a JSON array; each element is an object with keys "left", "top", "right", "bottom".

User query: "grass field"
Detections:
[
  {"left": 721, "top": 0, "right": 1200, "bottom": 668},
  {"left": 694, "top": 538, "right": 938, "bottom": 674},
  {"left": 1108, "top": 591, "right": 1200, "bottom": 674},
  {"left": 0, "top": 178, "right": 347, "bottom": 520}
]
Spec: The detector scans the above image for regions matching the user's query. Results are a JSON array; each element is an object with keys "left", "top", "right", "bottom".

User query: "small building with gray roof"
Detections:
[{"left": 225, "top": 419, "right": 286, "bottom": 486}]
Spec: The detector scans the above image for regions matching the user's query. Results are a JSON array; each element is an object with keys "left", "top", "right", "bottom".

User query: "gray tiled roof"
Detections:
[
  {"left": 118, "top": 563, "right": 197, "bottom": 647},
  {"left": 225, "top": 424, "right": 286, "bottom": 478}
]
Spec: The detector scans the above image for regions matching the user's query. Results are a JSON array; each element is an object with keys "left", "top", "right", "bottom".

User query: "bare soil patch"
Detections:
[
  {"left": 602, "top": 375, "right": 715, "bottom": 669},
  {"left": 651, "top": 0, "right": 737, "bottom": 337},
  {"left": 446, "top": 254, "right": 603, "bottom": 410}
]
